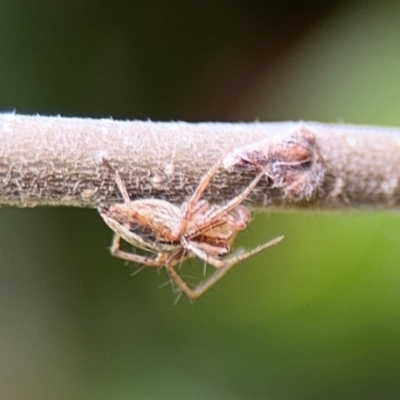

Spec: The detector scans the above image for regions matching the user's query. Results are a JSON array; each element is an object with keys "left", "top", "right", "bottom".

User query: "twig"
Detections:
[{"left": 0, "top": 113, "right": 400, "bottom": 210}]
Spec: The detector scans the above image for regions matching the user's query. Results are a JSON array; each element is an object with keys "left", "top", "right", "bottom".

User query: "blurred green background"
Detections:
[{"left": 1, "top": 1, "right": 400, "bottom": 399}]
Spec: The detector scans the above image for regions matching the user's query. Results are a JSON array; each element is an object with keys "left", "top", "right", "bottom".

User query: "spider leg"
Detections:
[
  {"left": 183, "top": 235, "right": 283, "bottom": 269},
  {"left": 165, "top": 258, "right": 201, "bottom": 300},
  {"left": 181, "top": 167, "right": 268, "bottom": 239},
  {"left": 110, "top": 234, "right": 166, "bottom": 267},
  {"left": 165, "top": 235, "right": 283, "bottom": 300},
  {"left": 175, "top": 158, "right": 223, "bottom": 235},
  {"left": 196, "top": 167, "right": 267, "bottom": 231},
  {"left": 103, "top": 159, "right": 133, "bottom": 210},
  {"left": 174, "top": 236, "right": 284, "bottom": 299},
  {"left": 113, "top": 169, "right": 133, "bottom": 209},
  {"left": 161, "top": 249, "right": 204, "bottom": 300},
  {"left": 165, "top": 256, "right": 236, "bottom": 300}
]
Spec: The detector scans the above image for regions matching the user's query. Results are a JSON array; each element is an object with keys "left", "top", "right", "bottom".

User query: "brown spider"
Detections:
[{"left": 99, "top": 159, "right": 283, "bottom": 300}]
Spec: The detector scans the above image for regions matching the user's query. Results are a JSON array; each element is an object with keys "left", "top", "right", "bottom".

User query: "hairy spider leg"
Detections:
[
  {"left": 111, "top": 234, "right": 208, "bottom": 296},
  {"left": 166, "top": 235, "right": 283, "bottom": 299},
  {"left": 175, "top": 158, "right": 224, "bottom": 236},
  {"left": 185, "top": 167, "right": 268, "bottom": 237},
  {"left": 110, "top": 234, "right": 169, "bottom": 266},
  {"left": 112, "top": 169, "right": 133, "bottom": 210},
  {"left": 183, "top": 235, "right": 283, "bottom": 269},
  {"left": 103, "top": 158, "right": 134, "bottom": 210}
]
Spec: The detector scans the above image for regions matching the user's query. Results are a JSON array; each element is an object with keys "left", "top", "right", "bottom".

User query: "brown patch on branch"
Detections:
[{"left": 223, "top": 126, "right": 326, "bottom": 202}]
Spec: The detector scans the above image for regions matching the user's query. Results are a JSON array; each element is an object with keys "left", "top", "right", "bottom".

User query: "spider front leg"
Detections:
[
  {"left": 201, "top": 166, "right": 268, "bottom": 228},
  {"left": 175, "top": 159, "right": 223, "bottom": 236},
  {"left": 170, "top": 236, "right": 284, "bottom": 299},
  {"left": 183, "top": 167, "right": 269, "bottom": 238},
  {"left": 183, "top": 236, "right": 283, "bottom": 269},
  {"left": 110, "top": 234, "right": 167, "bottom": 267}
]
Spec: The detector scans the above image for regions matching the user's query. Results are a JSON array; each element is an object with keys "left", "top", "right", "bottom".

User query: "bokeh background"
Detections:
[{"left": 1, "top": 1, "right": 400, "bottom": 399}]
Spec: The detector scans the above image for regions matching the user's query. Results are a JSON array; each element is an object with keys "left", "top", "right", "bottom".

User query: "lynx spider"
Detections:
[{"left": 99, "top": 158, "right": 283, "bottom": 300}]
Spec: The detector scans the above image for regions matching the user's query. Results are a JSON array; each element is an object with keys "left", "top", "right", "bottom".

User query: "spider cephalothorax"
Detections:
[{"left": 99, "top": 159, "right": 283, "bottom": 300}]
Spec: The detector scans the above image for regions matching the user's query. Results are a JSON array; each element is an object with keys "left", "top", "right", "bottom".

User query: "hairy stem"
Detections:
[{"left": 0, "top": 114, "right": 399, "bottom": 211}]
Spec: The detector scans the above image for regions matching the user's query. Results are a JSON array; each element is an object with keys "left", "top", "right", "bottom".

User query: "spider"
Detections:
[{"left": 99, "top": 158, "right": 283, "bottom": 300}]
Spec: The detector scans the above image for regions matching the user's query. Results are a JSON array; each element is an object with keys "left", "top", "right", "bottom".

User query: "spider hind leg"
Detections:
[{"left": 167, "top": 235, "right": 284, "bottom": 300}]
